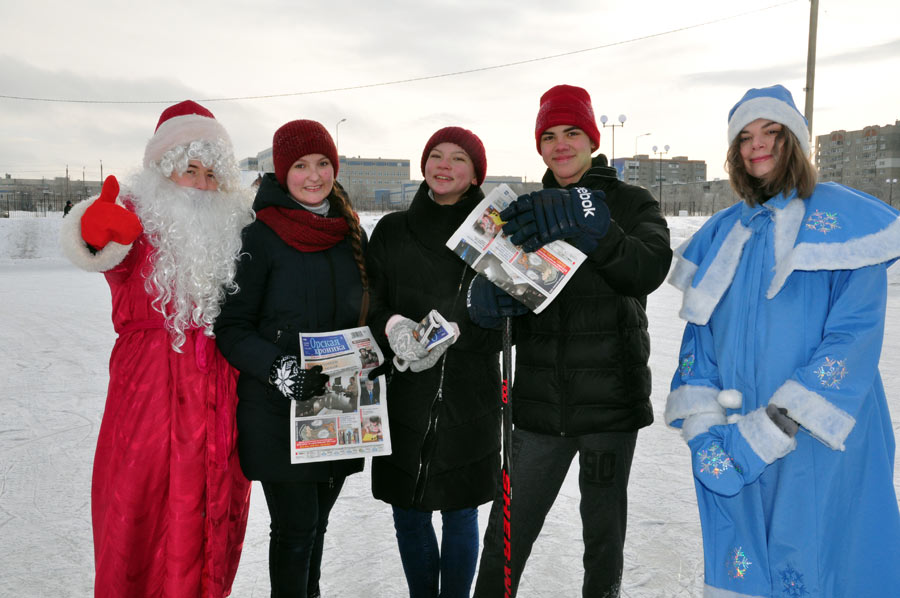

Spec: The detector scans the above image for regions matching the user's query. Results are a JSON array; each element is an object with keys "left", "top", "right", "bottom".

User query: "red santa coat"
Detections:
[{"left": 63, "top": 199, "right": 251, "bottom": 598}]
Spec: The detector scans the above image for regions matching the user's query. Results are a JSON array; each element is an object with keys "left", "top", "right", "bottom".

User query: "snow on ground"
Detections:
[{"left": 1, "top": 213, "right": 899, "bottom": 597}]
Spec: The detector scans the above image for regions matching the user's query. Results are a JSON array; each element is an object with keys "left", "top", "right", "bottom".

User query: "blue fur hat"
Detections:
[{"left": 727, "top": 85, "right": 810, "bottom": 154}]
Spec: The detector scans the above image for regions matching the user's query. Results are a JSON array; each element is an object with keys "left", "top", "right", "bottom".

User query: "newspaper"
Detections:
[
  {"left": 290, "top": 326, "right": 391, "bottom": 464},
  {"left": 445, "top": 183, "right": 587, "bottom": 314}
]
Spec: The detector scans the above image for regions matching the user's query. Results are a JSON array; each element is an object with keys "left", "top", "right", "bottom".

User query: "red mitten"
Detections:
[{"left": 81, "top": 175, "right": 143, "bottom": 249}]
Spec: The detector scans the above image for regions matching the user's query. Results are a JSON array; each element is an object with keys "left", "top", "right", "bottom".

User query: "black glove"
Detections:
[
  {"left": 367, "top": 361, "right": 392, "bottom": 381},
  {"left": 268, "top": 355, "right": 328, "bottom": 402},
  {"left": 467, "top": 274, "right": 529, "bottom": 329},
  {"left": 766, "top": 404, "right": 799, "bottom": 438},
  {"left": 500, "top": 187, "right": 610, "bottom": 253}
]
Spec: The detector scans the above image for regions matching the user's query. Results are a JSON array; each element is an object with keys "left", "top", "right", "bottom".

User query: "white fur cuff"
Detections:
[
  {"left": 681, "top": 412, "right": 727, "bottom": 442},
  {"left": 737, "top": 406, "right": 797, "bottom": 464},
  {"left": 770, "top": 379, "right": 855, "bottom": 450},
  {"left": 664, "top": 384, "right": 722, "bottom": 426},
  {"left": 59, "top": 196, "right": 133, "bottom": 272},
  {"left": 717, "top": 389, "right": 743, "bottom": 409}
]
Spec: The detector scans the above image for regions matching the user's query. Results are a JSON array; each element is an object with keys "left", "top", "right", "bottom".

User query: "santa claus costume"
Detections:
[{"left": 60, "top": 101, "right": 254, "bottom": 598}]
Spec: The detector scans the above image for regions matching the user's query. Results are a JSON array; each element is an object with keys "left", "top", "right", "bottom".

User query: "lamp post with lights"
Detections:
[{"left": 599, "top": 114, "right": 626, "bottom": 163}]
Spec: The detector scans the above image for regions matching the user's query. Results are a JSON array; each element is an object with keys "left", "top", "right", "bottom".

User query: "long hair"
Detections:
[
  {"left": 725, "top": 127, "right": 817, "bottom": 205},
  {"left": 330, "top": 182, "right": 369, "bottom": 295}
]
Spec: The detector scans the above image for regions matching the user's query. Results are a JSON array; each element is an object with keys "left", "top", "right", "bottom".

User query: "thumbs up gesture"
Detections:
[{"left": 80, "top": 175, "right": 143, "bottom": 249}]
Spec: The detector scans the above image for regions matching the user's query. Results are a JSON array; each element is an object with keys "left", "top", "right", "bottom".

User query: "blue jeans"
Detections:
[
  {"left": 473, "top": 427, "right": 637, "bottom": 598},
  {"left": 392, "top": 506, "right": 479, "bottom": 598},
  {"left": 261, "top": 478, "right": 345, "bottom": 598}
]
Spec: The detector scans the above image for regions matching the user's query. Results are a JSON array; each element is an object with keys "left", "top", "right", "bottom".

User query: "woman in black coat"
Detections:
[
  {"left": 366, "top": 127, "right": 502, "bottom": 598},
  {"left": 214, "top": 120, "right": 367, "bottom": 598}
]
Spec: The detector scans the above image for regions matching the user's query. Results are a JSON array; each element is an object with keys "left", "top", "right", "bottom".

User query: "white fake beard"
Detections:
[{"left": 127, "top": 170, "right": 254, "bottom": 350}]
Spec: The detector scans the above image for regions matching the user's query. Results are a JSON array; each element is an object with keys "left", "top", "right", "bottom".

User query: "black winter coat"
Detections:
[
  {"left": 214, "top": 173, "right": 365, "bottom": 482},
  {"left": 367, "top": 183, "right": 502, "bottom": 510},
  {"left": 513, "top": 155, "right": 672, "bottom": 436}
]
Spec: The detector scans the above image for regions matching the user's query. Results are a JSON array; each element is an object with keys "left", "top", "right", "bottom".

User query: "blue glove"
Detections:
[
  {"left": 466, "top": 274, "right": 529, "bottom": 329},
  {"left": 499, "top": 187, "right": 610, "bottom": 253},
  {"left": 689, "top": 406, "right": 797, "bottom": 496}
]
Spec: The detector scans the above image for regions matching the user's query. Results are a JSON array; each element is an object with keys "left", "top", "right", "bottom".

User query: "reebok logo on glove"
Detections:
[{"left": 575, "top": 187, "right": 596, "bottom": 217}]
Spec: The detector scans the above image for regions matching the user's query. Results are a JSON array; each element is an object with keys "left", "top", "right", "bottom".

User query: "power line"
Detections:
[{"left": 0, "top": 1, "right": 798, "bottom": 105}]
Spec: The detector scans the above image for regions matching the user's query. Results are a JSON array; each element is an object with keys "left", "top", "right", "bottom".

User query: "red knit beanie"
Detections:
[
  {"left": 273, "top": 120, "right": 339, "bottom": 187},
  {"left": 421, "top": 126, "right": 487, "bottom": 186},
  {"left": 533, "top": 85, "right": 601, "bottom": 154}
]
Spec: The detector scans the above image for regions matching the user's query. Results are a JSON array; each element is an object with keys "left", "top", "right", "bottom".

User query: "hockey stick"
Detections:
[{"left": 501, "top": 315, "right": 513, "bottom": 598}]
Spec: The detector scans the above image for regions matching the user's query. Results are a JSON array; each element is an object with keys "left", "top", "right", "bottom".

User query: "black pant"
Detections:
[
  {"left": 261, "top": 477, "right": 346, "bottom": 598},
  {"left": 473, "top": 428, "right": 638, "bottom": 598}
]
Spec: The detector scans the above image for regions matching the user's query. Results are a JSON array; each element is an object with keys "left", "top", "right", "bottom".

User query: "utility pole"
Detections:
[{"left": 804, "top": 0, "right": 819, "bottom": 141}]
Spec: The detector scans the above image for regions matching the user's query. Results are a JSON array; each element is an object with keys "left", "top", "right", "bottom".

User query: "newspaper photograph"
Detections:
[
  {"left": 290, "top": 325, "right": 391, "bottom": 464},
  {"left": 445, "top": 183, "right": 587, "bottom": 313}
]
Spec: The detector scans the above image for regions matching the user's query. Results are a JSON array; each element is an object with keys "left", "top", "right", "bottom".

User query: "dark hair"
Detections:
[
  {"left": 330, "top": 183, "right": 369, "bottom": 299},
  {"left": 725, "top": 127, "right": 817, "bottom": 205}
]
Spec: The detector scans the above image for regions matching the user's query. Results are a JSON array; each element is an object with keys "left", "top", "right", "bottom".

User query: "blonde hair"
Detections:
[{"left": 725, "top": 127, "right": 817, "bottom": 205}]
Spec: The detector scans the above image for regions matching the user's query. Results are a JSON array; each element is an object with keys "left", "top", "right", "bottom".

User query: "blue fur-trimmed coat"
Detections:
[{"left": 665, "top": 183, "right": 900, "bottom": 597}]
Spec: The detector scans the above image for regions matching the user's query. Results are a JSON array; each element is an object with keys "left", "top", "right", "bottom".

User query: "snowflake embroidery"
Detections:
[
  {"left": 697, "top": 442, "right": 734, "bottom": 478},
  {"left": 779, "top": 564, "right": 809, "bottom": 597},
  {"left": 726, "top": 546, "right": 752, "bottom": 579},
  {"left": 804, "top": 210, "right": 840, "bottom": 234},
  {"left": 815, "top": 356, "right": 847, "bottom": 389},
  {"left": 679, "top": 354, "right": 695, "bottom": 378}
]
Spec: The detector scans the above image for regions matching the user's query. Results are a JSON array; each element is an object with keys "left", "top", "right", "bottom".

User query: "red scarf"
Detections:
[{"left": 256, "top": 206, "right": 351, "bottom": 252}]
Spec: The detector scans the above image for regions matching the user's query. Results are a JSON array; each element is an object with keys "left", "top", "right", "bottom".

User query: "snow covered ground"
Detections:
[{"left": 1, "top": 213, "right": 898, "bottom": 597}]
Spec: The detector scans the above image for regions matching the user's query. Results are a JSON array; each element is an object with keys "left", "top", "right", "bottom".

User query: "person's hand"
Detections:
[
  {"left": 385, "top": 315, "right": 430, "bottom": 362},
  {"left": 268, "top": 356, "right": 329, "bottom": 402},
  {"left": 405, "top": 322, "right": 460, "bottom": 373},
  {"left": 466, "top": 275, "right": 528, "bottom": 329},
  {"left": 367, "top": 361, "right": 392, "bottom": 381},
  {"left": 766, "top": 403, "right": 799, "bottom": 437},
  {"left": 690, "top": 406, "right": 797, "bottom": 496},
  {"left": 500, "top": 188, "right": 610, "bottom": 253},
  {"left": 80, "top": 175, "right": 143, "bottom": 249}
]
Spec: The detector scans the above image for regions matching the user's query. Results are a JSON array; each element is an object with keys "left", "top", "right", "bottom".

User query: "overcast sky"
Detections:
[{"left": 1, "top": 0, "right": 897, "bottom": 186}]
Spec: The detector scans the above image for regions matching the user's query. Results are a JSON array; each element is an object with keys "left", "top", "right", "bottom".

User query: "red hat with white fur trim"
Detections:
[{"left": 142, "top": 100, "right": 233, "bottom": 168}]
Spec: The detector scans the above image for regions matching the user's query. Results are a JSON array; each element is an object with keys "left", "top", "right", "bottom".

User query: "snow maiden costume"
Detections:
[
  {"left": 665, "top": 86, "right": 900, "bottom": 597},
  {"left": 61, "top": 101, "right": 253, "bottom": 598}
]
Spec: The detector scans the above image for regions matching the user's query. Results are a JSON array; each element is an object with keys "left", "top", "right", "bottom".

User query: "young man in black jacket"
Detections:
[{"left": 470, "top": 84, "right": 672, "bottom": 597}]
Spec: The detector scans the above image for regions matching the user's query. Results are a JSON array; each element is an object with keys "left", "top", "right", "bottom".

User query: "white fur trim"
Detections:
[
  {"left": 737, "top": 406, "right": 797, "bottom": 464},
  {"left": 143, "top": 114, "right": 232, "bottom": 168},
  {"left": 681, "top": 412, "right": 727, "bottom": 442},
  {"left": 678, "top": 221, "right": 752, "bottom": 325},
  {"left": 769, "top": 379, "right": 855, "bottom": 450},
  {"left": 704, "top": 584, "right": 767, "bottom": 598},
  {"left": 59, "top": 195, "right": 133, "bottom": 272},
  {"left": 664, "top": 384, "right": 722, "bottom": 425},
  {"left": 726, "top": 413, "right": 744, "bottom": 424},
  {"left": 667, "top": 238, "right": 697, "bottom": 291},
  {"left": 768, "top": 215, "right": 900, "bottom": 298},
  {"left": 716, "top": 389, "right": 743, "bottom": 409},
  {"left": 727, "top": 96, "right": 810, "bottom": 154}
]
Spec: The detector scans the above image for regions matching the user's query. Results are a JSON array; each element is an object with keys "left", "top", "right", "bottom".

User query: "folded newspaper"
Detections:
[
  {"left": 445, "top": 183, "right": 586, "bottom": 313},
  {"left": 290, "top": 325, "right": 391, "bottom": 464},
  {"left": 392, "top": 309, "right": 457, "bottom": 372}
]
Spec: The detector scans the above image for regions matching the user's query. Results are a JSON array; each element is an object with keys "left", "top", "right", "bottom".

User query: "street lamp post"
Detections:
[
  {"left": 653, "top": 144, "right": 670, "bottom": 211},
  {"left": 335, "top": 118, "right": 347, "bottom": 157},
  {"left": 599, "top": 114, "right": 626, "bottom": 163},
  {"left": 634, "top": 132, "right": 651, "bottom": 157},
  {"left": 888, "top": 178, "right": 898, "bottom": 207}
]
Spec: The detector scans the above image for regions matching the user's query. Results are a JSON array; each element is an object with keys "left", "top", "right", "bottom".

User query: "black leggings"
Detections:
[{"left": 261, "top": 477, "right": 346, "bottom": 598}]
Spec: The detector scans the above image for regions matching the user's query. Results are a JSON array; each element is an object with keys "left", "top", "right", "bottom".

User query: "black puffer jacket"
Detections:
[
  {"left": 513, "top": 155, "right": 672, "bottom": 436},
  {"left": 367, "top": 182, "right": 502, "bottom": 510},
  {"left": 214, "top": 173, "right": 365, "bottom": 482}
]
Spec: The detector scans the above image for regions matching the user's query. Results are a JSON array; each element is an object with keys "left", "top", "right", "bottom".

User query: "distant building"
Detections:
[
  {"left": 238, "top": 156, "right": 258, "bottom": 171},
  {"left": 612, "top": 155, "right": 707, "bottom": 189},
  {"left": 337, "top": 156, "right": 410, "bottom": 205},
  {"left": 815, "top": 120, "right": 900, "bottom": 206},
  {"left": 0, "top": 173, "right": 102, "bottom": 216}
]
